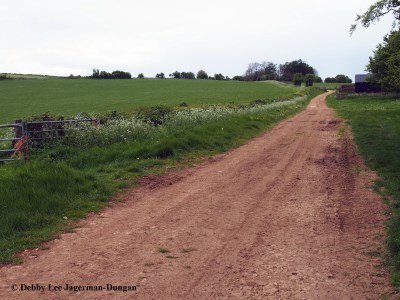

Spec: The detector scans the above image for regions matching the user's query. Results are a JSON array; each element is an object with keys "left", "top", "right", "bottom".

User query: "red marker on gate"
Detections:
[{"left": 11, "top": 134, "right": 29, "bottom": 160}]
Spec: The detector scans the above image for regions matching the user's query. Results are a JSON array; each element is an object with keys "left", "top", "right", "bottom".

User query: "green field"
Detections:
[
  {"left": 328, "top": 95, "right": 400, "bottom": 286},
  {"left": 0, "top": 79, "right": 298, "bottom": 123}
]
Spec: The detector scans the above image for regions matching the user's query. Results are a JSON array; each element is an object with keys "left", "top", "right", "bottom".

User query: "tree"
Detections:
[
  {"left": 156, "top": 72, "right": 165, "bottom": 79},
  {"left": 304, "top": 74, "right": 315, "bottom": 87},
  {"left": 167, "top": 71, "right": 197, "bottom": 79},
  {"left": 314, "top": 76, "right": 323, "bottom": 83},
  {"left": 263, "top": 62, "right": 278, "bottom": 80},
  {"left": 197, "top": 70, "right": 208, "bottom": 79},
  {"left": 367, "top": 30, "right": 400, "bottom": 91},
  {"left": 181, "top": 72, "right": 195, "bottom": 79},
  {"left": 324, "top": 75, "right": 352, "bottom": 83},
  {"left": 279, "top": 60, "right": 315, "bottom": 82},
  {"left": 138, "top": 73, "right": 144, "bottom": 79},
  {"left": 68, "top": 74, "right": 82, "bottom": 79},
  {"left": 244, "top": 61, "right": 277, "bottom": 81},
  {"left": 91, "top": 69, "right": 100, "bottom": 78},
  {"left": 90, "top": 69, "right": 131, "bottom": 79},
  {"left": 245, "top": 62, "right": 260, "bottom": 81},
  {"left": 214, "top": 73, "right": 225, "bottom": 80},
  {"left": 112, "top": 70, "right": 132, "bottom": 79},
  {"left": 232, "top": 75, "right": 245, "bottom": 81},
  {"left": 335, "top": 74, "right": 352, "bottom": 83},
  {"left": 169, "top": 71, "right": 181, "bottom": 79},
  {"left": 351, "top": 0, "right": 400, "bottom": 34},
  {"left": 293, "top": 73, "right": 304, "bottom": 86}
]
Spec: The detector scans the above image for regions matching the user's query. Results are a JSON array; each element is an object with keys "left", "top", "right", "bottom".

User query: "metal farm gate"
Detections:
[
  {"left": 0, "top": 123, "right": 27, "bottom": 162},
  {"left": 0, "top": 113, "right": 96, "bottom": 162}
]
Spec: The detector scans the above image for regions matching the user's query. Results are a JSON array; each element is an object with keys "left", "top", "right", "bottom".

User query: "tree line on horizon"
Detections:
[
  {"left": 68, "top": 63, "right": 352, "bottom": 87},
  {"left": 1, "top": 68, "right": 353, "bottom": 86},
  {"left": 240, "top": 59, "right": 352, "bottom": 86},
  {"left": 89, "top": 69, "right": 132, "bottom": 79},
  {"left": 77, "top": 69, "right": 230, "bottom": 81}
]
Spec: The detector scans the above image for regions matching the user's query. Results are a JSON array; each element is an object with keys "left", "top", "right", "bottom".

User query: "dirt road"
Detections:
[{"left": 0, "top": 92, "right": 393, "bottom": 299}]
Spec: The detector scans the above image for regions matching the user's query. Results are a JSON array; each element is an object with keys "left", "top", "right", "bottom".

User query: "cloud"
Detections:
[{"left": 0, "top": 0, "right": 394, "bottom": 79}]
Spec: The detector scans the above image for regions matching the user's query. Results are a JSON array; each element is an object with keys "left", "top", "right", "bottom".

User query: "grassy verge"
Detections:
[
  {"left": 327, "top": 94, "right": 400, "bottom": 286},
  {"left": 0, "top": 88, "right": 322, "bottom": 264}
]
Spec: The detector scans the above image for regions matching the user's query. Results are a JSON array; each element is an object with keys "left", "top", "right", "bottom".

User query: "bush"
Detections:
[
  {"left": 94, "top": 110, "right": 126, "bottom": 124},
  {"left": 293, "top": 73, "right": 303, "bottom": 86},
  {"left": 304, "top": 74, "right": 315, "bottom": 87},
  {"left": 27, "top": 112, "right": 64, "bottom": 122},
  {"left": 136, "top": 105, "right": 174, "bottom": 126},
  {"left": 250, "top": 99, "right": 268, "bottom": 106},
  {"left": 64, "top": 97, "right": 309, "bottom": 149}
]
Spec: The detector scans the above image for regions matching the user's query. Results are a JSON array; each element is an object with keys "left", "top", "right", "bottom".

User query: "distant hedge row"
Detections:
[{"left": 90, "top": 69, "right": 132, "bottom": 79}]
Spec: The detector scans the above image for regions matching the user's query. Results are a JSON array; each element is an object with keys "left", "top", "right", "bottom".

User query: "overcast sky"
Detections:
[{"left": 0, "top": 0, "right": 395, "bottom": 80}]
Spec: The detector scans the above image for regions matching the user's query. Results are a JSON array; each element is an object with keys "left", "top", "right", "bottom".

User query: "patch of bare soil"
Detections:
[{"left": 0, "top": 92, "right": 395, "bottom": 299}]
